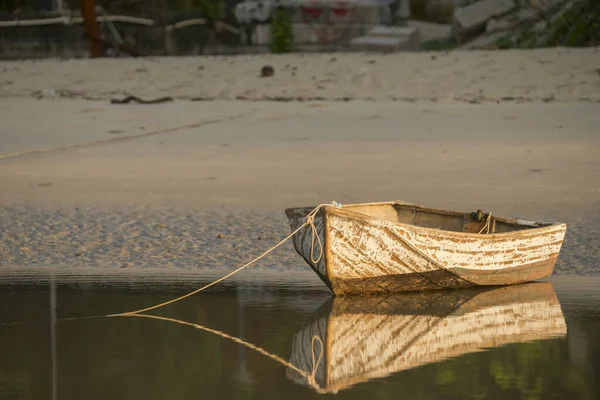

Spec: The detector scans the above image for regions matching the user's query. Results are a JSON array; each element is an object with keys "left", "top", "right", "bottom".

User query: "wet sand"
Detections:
[
  {"left": 0, "top": 50, "right": 599, "bottom": 275},
  {"left": 2, "top": 99, "right": 598, "bottom": 211}
]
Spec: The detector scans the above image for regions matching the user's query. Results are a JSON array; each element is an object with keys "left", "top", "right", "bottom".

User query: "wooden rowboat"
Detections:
[
  {"left": 286, "top": 282, "right": 567, "bottom": 393},
  {"left": 285, "top": 201, "right": 566, "bottom": 295}
]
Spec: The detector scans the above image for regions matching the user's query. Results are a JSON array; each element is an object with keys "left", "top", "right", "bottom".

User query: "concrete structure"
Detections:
[
  {"left": 349, "top": 25, "right": 420, "bottom": 51},
  {"left": 452, "top": 0, "right": 516, "bottom": 42},
  {"left": 234, "top": 0, "right": 400, "bottom": 49}
]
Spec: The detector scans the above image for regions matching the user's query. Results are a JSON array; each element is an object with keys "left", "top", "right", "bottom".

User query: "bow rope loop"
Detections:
[
  {"left": 304, "top": 200, "right": 341, "bottom": 265},
  {"left": 306, "top": 212, "right": 323, "bottom": 264}
]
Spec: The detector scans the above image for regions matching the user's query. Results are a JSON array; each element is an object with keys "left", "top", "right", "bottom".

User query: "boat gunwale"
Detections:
[{"left": 284, "top": 201, "right": 567, "bottom": 240}]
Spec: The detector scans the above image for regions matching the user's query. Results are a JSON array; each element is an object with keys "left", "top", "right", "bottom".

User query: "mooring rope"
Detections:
[
  {"left": 43, "top": 202, "right": 336, "bottom": 392},
  {"left": 106, "top": 202, "right": 334, "bottom": 317},
  {"left": 7, "top": 201, "right": 493, "bottom": 391},
  {"left": 478, "top": 212, "right": 493, "bottom": 234}
]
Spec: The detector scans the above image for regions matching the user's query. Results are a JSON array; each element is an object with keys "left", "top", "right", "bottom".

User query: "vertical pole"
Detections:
[
  {"left": 80, "top": 0, "right": 103, "bottom": 57},
  {"left": 50, "top": 273, "right": 58, "bottom": 400},
  {"left": 165, "top": 26, "right": 173, "bottom": 55},
  {"left": 235, "top": 287, "right": 252, "bottom": 385}
]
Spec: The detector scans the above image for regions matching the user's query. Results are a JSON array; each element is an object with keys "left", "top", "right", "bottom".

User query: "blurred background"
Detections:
[{"left": 0, "top": 0, "right": 598, "bottom": 59}]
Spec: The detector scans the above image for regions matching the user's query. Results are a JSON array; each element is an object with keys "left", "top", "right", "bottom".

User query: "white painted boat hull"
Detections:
[{"left": 286, "top": 201, "right": 566, "bottom": 295}]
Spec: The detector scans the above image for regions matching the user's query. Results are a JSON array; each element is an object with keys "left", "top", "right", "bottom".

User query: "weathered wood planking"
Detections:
[{"left": 286, "top": 201, "right": 566, "bottom": 295}]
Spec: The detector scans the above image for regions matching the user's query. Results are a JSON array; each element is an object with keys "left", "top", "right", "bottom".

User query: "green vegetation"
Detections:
[
  {"left": 195, "top": 0, "right": 225, "bottom": 27},
  {"left": 494, "top": 0, "right": 600, "bottom": 49},
  {"left": 544, "top": 0, "right": 600, "bottom": 46},
  {"left": 0, "top": 0, "right": 33, "bottom": 11},
  {"left": 420, "top": 37, "right": 459, "bottom": 51},
  {"left": 409, "top": 0, "right": 457, "bottom": 24},
  {"left": 270, "top": 7, "right": 293, "bottom": 54}
]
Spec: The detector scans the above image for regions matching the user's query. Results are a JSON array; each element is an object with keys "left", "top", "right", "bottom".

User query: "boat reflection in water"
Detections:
[{"left": 286, "top": 282, "right": 567, "bottom": 394}]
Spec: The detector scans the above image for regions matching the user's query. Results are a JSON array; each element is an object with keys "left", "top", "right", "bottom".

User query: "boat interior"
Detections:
[{"left": 340, "top": 202, "right": 556, "bottom": 234}]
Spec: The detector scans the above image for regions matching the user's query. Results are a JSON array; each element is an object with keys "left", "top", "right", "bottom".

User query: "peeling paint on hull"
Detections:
[{"left": 285, "top": 201, "right": 566, "bottom": 295}]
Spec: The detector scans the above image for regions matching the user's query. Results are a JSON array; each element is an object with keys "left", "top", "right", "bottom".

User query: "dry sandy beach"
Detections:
[
  {"left": 0, "top": 48, "right": 599, "bottom": 276},
  {"left": 1, "top": 47, "right": 599, "bottom": 103}
]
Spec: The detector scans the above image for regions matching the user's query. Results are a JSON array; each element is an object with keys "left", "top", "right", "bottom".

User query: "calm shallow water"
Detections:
[{"left": 1, "top": 268, "right": 599, "bottom": 400}]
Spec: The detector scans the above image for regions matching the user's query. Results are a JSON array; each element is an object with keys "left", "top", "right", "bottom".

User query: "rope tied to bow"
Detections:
[
  {"left": 107, "top": 201, "right": 340, "bottom": 317},
  {"left": 305, "top": 207, "right": 324, "bottom": 264},
  {"left": 50, "top": 202, "right": 338, "bottom": 393}
]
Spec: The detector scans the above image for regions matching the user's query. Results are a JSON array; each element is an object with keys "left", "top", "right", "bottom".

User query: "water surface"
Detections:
[{"left": 1, "top": 269, "right": 598, "bottom": 400}]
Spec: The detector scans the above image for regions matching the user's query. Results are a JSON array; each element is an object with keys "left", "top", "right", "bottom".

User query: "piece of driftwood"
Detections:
[
  {"left": 285, "top": 201, "right": 566, "bottom": 295},
  {"left": 287, "top": 282, "right": 566, "bottom": 393},
  {"left": 110, "top": 96, "right": 174, "bottom": 104}
]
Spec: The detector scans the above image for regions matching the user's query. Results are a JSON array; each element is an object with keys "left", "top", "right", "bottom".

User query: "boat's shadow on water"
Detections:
[{"left": 284, "top": 282, "right": 567, "bottom": 394}]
